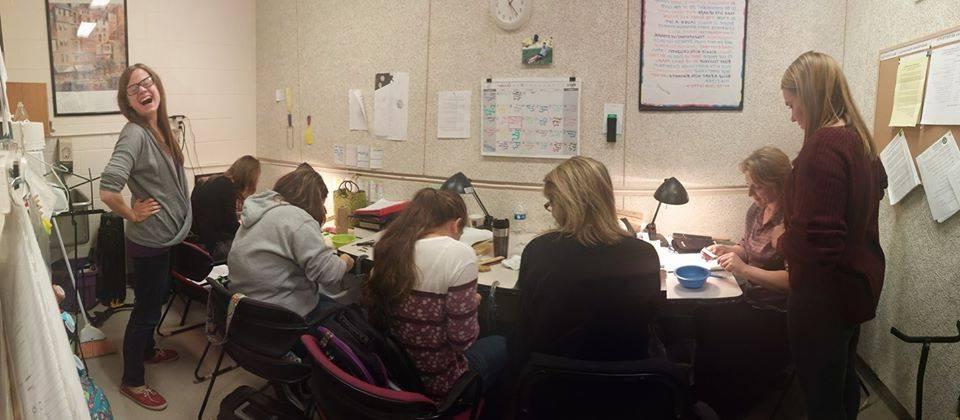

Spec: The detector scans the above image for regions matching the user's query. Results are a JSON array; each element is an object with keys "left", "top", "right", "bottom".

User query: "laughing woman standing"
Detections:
[
  {"left": 778, "top": 52, "right": 887, "bottom": 419},
  {"left": 99, "top": 64, "right": 191, "bottom": 411}
]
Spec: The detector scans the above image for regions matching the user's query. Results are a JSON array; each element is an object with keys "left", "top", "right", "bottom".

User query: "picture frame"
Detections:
[
  {"left": 639, "top": 0, "right": 748, "bottom": 111},
  {"left": 45, "top": 0, "right": 129, "bottom": 116}
]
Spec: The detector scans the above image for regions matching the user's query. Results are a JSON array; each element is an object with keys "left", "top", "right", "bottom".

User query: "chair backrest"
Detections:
[
  {"left": 301, "top": 335, "right": 438, "bottom": 420},
  {"left": 171, "top": 241, "right": 214, "bottom": 285},
  {"left": 514, "top": 353, "right": 692, "bottom": 420},
  {"left": 206, "top": 279, "right": 311, "bottom": 383}
]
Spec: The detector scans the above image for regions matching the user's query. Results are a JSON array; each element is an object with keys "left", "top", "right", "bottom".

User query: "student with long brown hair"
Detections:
[
  {"left": 228, "top": 164, "right": 355, "bottom": 321},
  {"left": 779, "top": 51, "right": 887, "bottom": 419},
  {"left": 100, "top": 63, "right": 190, "bottom": 410},
  {"left": 365, "top": 188, "right": 506, "bottom": 400},
  {"left": 191, "top": 155, "right": 260, "bottom": 259}
]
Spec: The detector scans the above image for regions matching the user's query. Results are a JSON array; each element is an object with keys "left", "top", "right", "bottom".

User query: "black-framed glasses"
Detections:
[
  {"left": 543, "top": 201, "right": 552, "bottom": 212},
  {"left": 126, "top": 76, "right": 155, "bottom": 96}
]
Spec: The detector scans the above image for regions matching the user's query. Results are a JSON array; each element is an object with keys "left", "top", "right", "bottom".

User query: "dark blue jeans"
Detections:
[
  {"left": 122, "top": 251, "right": 172, "bottom": 387},
  {"left": 465, "top": 335, "right": 507, "bottom": 392},
  {"left": 789, "top": 297, "right": 861, "bottom": 420}
]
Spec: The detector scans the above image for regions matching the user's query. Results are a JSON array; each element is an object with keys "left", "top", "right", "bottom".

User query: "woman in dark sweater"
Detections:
[
  {"left": 779, "top": 51, "right": 887, "bottom": 419},
  {"left": 190, "top": 155, "right": 260, "bottom": 259},
  {"left": 513, "top": 156, "right": 662, "bottom": 367}
]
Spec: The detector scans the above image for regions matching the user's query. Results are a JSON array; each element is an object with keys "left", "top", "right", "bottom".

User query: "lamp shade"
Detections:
[
  {"left": 441, "top": 172, "right": 474, "bottom": 194},
  {"left": 653, "top": 177, "right": 688, "bottom": 205}
]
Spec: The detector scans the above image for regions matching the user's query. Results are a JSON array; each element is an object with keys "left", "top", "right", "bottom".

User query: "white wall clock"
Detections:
[{"left": 490, "top": 0, "right": 532, "bottom": 31}]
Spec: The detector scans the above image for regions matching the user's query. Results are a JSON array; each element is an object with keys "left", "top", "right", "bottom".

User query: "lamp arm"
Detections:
[
  {"left": 650, "top": 201, "right": 663, "bottom": 225},
  {"left": 472, "top": 190, "right": 491, "bottom": 219}
]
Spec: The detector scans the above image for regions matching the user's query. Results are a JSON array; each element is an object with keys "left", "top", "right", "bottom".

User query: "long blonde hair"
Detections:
[
  {"left": 780, "top": 51, "right": 876, "bottom": 159},
  {"left": 544, "top": 156, "right": 630, "bottom": 246},
  {"left": 116, "top": 63, "right": 183, "bottom": 165}
]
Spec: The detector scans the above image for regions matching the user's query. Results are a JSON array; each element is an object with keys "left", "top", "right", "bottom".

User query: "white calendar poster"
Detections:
[{"left": 480, "top": 78, "right": 581, "bottom": 158}]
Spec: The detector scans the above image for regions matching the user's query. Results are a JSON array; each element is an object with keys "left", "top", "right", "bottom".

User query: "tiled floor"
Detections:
[
  {"left": 84, "top": 292, "right": 906, "bottom": 419},
  {"left": 83, "top": 296, "right": 266, "bottom": 420}
]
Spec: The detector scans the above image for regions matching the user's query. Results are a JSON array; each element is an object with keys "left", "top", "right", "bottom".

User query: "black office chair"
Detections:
[
  {"left": 513, "top": 353, "right": 718, "bottom": 420},
  {"left": 158, "top": 241, "right": 217, "bottom": 337},
  {"left": 197, "top": 278, "right": 312, "bottom": 420}
]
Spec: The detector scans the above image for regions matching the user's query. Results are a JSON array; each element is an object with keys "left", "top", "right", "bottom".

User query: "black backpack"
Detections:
[{"left": 313, "top": 303, "right": 425, "bottom": 392}]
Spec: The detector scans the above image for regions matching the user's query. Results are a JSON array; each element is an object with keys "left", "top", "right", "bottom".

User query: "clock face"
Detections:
[{"left": 490, "top": 0, "right": 531, "bottom": 31}]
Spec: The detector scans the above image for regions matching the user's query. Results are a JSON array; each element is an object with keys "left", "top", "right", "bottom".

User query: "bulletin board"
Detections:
[
  {"left": 480, "top": 77, "right": 581, "bottom": 159},
  {"left": 873, "top": 25, "right": 960, "bottom": 157}
]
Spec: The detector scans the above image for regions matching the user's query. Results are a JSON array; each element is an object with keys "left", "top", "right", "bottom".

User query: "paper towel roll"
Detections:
[{"left": 12, "top": 121, "right": 45, "bottom": 152}]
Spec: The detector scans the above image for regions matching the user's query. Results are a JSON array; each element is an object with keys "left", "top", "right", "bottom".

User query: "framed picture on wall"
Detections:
[
  {"left": 45, "top": 0, "right": 129, "bottom": 116},
  {"left": 639, "top": 0, "right": 748, "bottom": 111}
]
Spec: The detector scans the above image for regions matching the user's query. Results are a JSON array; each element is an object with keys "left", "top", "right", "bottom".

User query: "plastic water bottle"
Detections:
[{"left": 513, "top": 204, "right": 527, "bottom": 234}]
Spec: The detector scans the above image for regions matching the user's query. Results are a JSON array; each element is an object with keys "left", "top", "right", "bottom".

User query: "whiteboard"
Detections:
[
  {"left": 480, "top": 78, "right": 581, "bottom": 159},
  {"left": 639, "top": 0, "right": 748, "bottom": 110}
]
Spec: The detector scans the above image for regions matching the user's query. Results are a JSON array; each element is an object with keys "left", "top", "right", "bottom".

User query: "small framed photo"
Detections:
[
  {"left": 45, "top": 0, "right": 129, "bottom": 116},
  {"left": 522, "top": 34, "right": 553, "bottom": 66}
]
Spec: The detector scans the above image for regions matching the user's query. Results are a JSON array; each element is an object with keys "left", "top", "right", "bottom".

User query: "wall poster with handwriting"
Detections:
[
  {"left": 640, "top": 0, "right": 748, "bottom": 110},
  {"left": 480, "top": 78, "right": 580, "bottom": 158}
]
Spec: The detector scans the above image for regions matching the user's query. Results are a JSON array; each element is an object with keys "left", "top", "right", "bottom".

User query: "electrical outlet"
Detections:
[{"left": 56, "top": 138, "right": 74, "bottom": 172}]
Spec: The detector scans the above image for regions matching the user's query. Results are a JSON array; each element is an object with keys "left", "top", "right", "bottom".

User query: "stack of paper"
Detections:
[
  {"left": 879, "top": 130, "right": 921, "bottom": 205},
  {"left": 916, "top": 132, "right": 960, "bottom": 223}
]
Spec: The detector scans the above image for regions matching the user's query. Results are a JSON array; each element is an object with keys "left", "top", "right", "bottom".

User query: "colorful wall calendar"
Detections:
[{"left": 480, "top": 78, "right": 581, "bottom": 158}]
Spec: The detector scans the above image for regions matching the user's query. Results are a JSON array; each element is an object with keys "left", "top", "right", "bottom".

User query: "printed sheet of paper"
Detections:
[
  {"left": 916, "top": 131, "right": 960, "bottom": 223},
  {"left": 356, "top": 145, "right": 370, "bottom": 169},
  {"left": 879, "top": 130, "right": 921, "bottom": 205},
  {"left": 333, "top": 144, "right": 345, "bottom": 165},
  {"left": 889, "top": 52, "right": 930, "bottom": 127},
  {"left": 370, "top": 148, "right": 384, "bottom": 170},
  {"left": 348, "top": 89, "right": 368, "bottom": 131},
  {"left": 920, "top": 43, "right": 960, "bottom": 125},
  {"left": 345, "top": 144, "right": 358, "bottom": 167},
  {"left": 437, "top": 90, "right": 471, "bottom": 138},
  {"left": 373, "top": 72, "right": 409, "bottom": 140}
]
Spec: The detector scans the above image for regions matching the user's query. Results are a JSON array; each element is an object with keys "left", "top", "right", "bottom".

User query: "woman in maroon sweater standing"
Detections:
[{"left": 779, "top": 51, "right": 887, "bottom": 419}]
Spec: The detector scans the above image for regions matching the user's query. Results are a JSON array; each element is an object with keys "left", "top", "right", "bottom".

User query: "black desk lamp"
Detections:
[
  {"left": 645, "top": 177, "right": 688, "bottom": 240},
  {"left": 441, "top": 172, "right": 494, "bottom": 229}
]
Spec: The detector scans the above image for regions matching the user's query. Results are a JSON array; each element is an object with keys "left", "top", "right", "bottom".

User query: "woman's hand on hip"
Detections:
[{"left": 131, "top": 198, "right": 161, "bottom": 222}]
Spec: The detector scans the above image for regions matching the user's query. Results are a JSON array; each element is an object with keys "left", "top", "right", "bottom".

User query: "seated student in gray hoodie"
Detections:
[{"left": 228, "top": 164, "right": 355, "bottom": 322}]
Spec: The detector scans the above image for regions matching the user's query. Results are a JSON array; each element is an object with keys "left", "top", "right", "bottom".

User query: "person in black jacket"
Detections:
[
  {"left": 513, "top": 156, "right": 662, "bottom": 366},
  {"left": 190, "top": 155, "right": 259, "bottom": 260}
]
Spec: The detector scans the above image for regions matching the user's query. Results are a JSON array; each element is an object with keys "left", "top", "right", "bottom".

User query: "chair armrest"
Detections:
[{"left": 436, "top": 370, "right": 483, "bottom": 419}]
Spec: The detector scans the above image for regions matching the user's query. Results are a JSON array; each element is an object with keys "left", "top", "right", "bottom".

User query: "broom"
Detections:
[{"left": 52, "top": 217, "right": 115, "bottom": 358}]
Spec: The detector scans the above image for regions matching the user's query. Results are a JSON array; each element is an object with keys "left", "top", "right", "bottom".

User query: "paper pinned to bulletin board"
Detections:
[{"left": 480, "top": 77, "right": 580, "bottom": 159}]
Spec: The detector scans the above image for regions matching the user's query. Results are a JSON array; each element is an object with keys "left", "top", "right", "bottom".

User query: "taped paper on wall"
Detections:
[
  {"left": 357, "top": 145, "right": 370, "bottom": 169},
  {"left": 371, "top": 148, "right": 384, "bottom": 170},
  {"left": 373, "top": 72, "right": 409, "bottom": 141},
  {"left": 879, "top": 130, "right": 921, "bottom": 205},
  {"left": 333, "top": 144, "right": 345, "bottom": 165},
  {"left": 437, "top": 90, "right": 471, "bottom": 139},
  {"left": 349, "top": 89, "right": 368, "bottom": 131},
  {"left": 889, "top": 52, "right": 929, "bottom": 127},
  {"left": 345, "top": 144, "right": 358, "bottom": 167},
  {"left": 920, "top": 43, "right": 960, "bottom": 126},
  {"left": 916, "top": 131, "right": 960, "bottom": 223}
]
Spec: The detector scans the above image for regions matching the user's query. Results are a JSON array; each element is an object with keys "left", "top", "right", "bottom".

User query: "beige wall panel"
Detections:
[{"left": 296, "top": 0, "right": 430, "bottom": 173}]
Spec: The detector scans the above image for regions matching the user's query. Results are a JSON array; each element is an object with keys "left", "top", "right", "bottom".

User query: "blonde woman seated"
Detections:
[
  {"left": 513, "top": 156, "right": 662, "bottom": 366},
  {"left": 704, "top": 146, "right": 791, "bottom": 309}
]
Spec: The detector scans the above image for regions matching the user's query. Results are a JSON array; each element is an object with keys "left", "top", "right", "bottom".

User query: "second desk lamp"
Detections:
[
  {"left": 441, "top": 172, "right": 494, "bottom": 230},
  {"left": 645, "top": 177, "right": 688, "bottom": 241}
]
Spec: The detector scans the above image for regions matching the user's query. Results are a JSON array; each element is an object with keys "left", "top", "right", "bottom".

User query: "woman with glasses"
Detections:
[
  {"left": 99, "top": 64, "right": 190, "bottom": 411},
  {"left": 512, "top": 156, "right": 662, "bottom": 368}
]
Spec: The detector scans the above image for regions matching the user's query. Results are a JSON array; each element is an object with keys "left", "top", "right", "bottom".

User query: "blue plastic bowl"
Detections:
[{"left": 675, "top": 265, "right": 709, "bottom": 289}]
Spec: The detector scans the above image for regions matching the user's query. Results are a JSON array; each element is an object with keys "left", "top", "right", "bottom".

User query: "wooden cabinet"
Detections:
[{"left": 6, "top": 82, "right": 51, "bottom": 137}]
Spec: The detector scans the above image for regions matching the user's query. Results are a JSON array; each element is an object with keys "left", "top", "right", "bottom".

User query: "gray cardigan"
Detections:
[{"left": 100, "top": 122, "right": 192, "bottom": 248}]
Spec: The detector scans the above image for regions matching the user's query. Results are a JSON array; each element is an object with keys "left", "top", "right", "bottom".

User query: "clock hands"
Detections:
[{"left": 507, "top": 0, "right": 519, "bottom": 16}]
